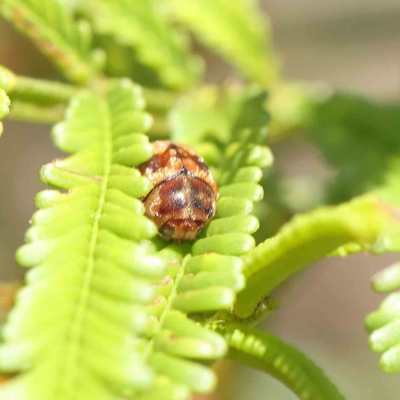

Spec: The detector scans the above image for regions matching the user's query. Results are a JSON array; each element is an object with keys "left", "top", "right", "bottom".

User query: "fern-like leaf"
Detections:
[
  {"left": 178, "top": 91, "right": 274, "bottom": 330},
  {"left": 169, "top": 85, "right": 272, "bottom": 170},
  {"left": 166, "top": 0, "right": 280, "bottom": 86},
  {"left": 366, "top": 262, "right": 400, "bottom": 374},
  {"left": 235, "top": 196, "right": 395, "bottom": 318},
  {"left": 208, "top": 322, "right": 346, "bottom": 400},
  {"left": 85, "top": 0, "right": 202, "bottom": 90},
  {"left": 0, "top": 78, "right": 268, "bottom": 399},
  {"left": 0, "top": 0, "right": 104, "bottom": 84},
  {"left": 0, "top": 81, "right": 158, "bottom": 399}
]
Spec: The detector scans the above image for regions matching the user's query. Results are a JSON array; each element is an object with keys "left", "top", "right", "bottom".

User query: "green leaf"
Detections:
[
  {"left": 235, "top": 196, "right": 395, "bottom": 318},
  {"left": 0, "top": 0, "right": 104, "bottom": 84},
  {"left": 0, "top": 82, "right": 158, "bottom": 398},
  {"left": 366, "top": 268, "right": 400, "bottom": 374},
  {"left": 371, "top": 262, "right": 400, "bottom": 293},
  {"left": 267, "top": 81, "right": 330, "bottom": 141},
  {"left": 308, "top": 94, "right": 400, "bottom": 206},
  {"left": 208, "top": 322, "right": 346, "bottom": 400},
  {"left": 85, "top": 0, "right": 202, "bottom": 90},
  {"left": 166, "top": 0, "right": 280, "bottom": 86},
  {"left": 169, "top": 86, "right": 230, "bottom": 148},
  {"left": 0, "top": 64, "right": 276, "bottom": 399},
  {"left": 0, "top": 78, "right": 273, "bottom": 399},
  {"left": 179, "top": 90, "right": 274, "bottom": 327},
  {"left": 169, "top": 85, "right": 271, "bottom": 159}
]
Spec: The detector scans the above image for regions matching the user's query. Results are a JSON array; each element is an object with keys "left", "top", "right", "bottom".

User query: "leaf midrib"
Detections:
[{"left": 57, "top": 96, "right": 112, "bottom": 396}]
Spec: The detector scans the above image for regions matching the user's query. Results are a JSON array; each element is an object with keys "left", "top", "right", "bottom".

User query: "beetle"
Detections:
[{"left": 139, "top": 141, "right": 218, "bottom": 240}]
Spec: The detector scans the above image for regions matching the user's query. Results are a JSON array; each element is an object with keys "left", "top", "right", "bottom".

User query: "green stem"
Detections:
[
  {"left": 1, "top": 66, "right": 177, "bottom": 120},
  {"left": 1, "top": 66, "right": 79, "bottom": 105},
  {"left": 207, "top": 322, "right": 346, "bottom": 400},
  {"left": 235, "top": 196, "right": 394, "bottom": 318},
  {"left": 10, "top": 76, "right": 79, "bottom": 105},
  {"left": 8, "top": 101, "right": 65, "bottom": 124}
]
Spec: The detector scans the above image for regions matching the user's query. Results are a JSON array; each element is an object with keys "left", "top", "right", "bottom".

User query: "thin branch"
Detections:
[
  {"left": 10, "top": 76, "right": 79, "bottom": 105},
  {"left": 8, "top": 101, "right": 65, "bottom": 124},
  {"left": 0, "top": 65, "right": 179, "bottom": 119}
]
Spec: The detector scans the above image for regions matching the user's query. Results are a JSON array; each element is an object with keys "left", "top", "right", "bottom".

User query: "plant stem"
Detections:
[
  {"left": 10, "top": 76, "right": 79, "bottom": 105},
  {"left": 8, "top": 101, "right": 65, "bottom": 124},
  {"left": 2, "top": 66, "right": 178, "bottom": 118}
]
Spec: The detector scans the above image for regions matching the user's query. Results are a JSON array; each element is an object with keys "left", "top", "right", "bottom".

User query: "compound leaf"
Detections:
[
  {"left": 235, "top": 196, "right": 396, "bottom": 318},
  {"left": 0, "top": 76, "right": 278, "bottom": 399},
  {"left": 85, "top": 0, "right": 202, "bottom": 90},
  {"left": 208, "top": 322, "right": 346, "bottom": 400},
  {"left": 167, "top": 0, "right": 280, "bottom": 86},
  {"left": 366, "top": 264, "right": 400, "bottom": 374},
  {"left": 0, "top": 0, "right": 104, "bottom": 84},
  {"left": 0, "top": 80, "right": 232, "bottom": 399}
]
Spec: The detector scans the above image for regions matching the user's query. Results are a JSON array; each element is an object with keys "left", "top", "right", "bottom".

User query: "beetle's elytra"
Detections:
[{"left": 139, "top": 141, "right": 218, "bottom": 240}]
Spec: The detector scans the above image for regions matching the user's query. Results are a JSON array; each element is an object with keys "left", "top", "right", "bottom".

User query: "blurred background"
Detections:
[{"left": 1, "top": 0, "right": 400, "bottom": 399}]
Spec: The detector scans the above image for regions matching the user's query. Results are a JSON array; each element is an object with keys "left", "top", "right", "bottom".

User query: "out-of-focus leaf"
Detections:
[
  {"left": 209, "top": 322, "right": 346, "bottom": 400},
  {"left": 309, "top": 94, "right": 400, "bottom": 206},
  {"left": 85, "top": 0, "right": 202, "bottom": 90},
  {"left": 166, "top": 0, "right": 280, "bottom": 86},
  {"left": 169, "top": 85, "right": 270, "bottom": 151},
  {"left": 236, "top": 195, "right": 395, "bottom": 318},
  {"left": 0, "top": 67, "right": 12, "bottom": 135},
  {"left": 0, "top": 0, "right": 104, "bottom": 84}
]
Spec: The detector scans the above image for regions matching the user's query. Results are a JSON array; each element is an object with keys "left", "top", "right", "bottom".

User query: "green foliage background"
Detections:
[{"left": 0, "top": 0, "right": 400, "bottom": 399}]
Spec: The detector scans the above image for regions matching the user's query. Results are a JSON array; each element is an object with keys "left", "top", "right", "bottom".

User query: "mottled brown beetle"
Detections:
[{"left": 139, "top": 141, "right": 218, "bottom": 240}]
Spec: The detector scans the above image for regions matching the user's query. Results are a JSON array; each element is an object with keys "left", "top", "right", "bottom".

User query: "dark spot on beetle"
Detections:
[
  {"left": 192, "top": 198, "right": 203, "bottom": 210},
  {"left": 190, "top": 182, "right": 202, "bottom": 196},
  {"left": 171, "top": 179, "right": 183, "bottom": 192},
  {"left": 150, "top": 160, "right": 159, "bottom": 171}
]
